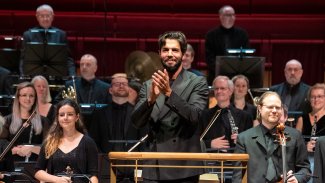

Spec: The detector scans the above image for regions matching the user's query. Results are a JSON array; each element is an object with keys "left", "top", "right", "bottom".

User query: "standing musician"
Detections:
[
  {"left": 232, "top": 91, "right": 311, "bottom": 183},
  {"left": 200, "top": 75, "right": 253, "bottom": 151},
  {"left": 131, "top": 31, "right": 209, "bottom": 183},
  {"left": 20, "top": 4, "right": 75, "bottom": 76}
]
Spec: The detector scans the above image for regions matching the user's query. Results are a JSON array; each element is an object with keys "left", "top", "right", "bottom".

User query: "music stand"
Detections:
[
  {"left": 215, "top": 56, "right": 265, "bottom": 88},
  {"left": 23, "top": 42, "right": 68, "bottom": 77},
  {"left": 79, "top": 103, "right": 108, "bottom": 130}
]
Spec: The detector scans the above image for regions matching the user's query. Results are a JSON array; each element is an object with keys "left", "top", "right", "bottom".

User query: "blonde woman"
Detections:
[
  {"left": 31, "top": 75, "right": 56, "bottom": 124},
  {"left": 1, "top": 82, "right": 50, "bottom": 162},
  {"left": 35, "top": 99, "right": 98, "bottom": 183}
]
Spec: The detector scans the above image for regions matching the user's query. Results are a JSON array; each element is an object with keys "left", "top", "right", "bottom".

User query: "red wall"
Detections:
[{"left": 0, "top": 0, "right": 324, "bottom": 85}]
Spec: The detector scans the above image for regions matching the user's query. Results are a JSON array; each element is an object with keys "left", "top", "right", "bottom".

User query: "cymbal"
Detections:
[{"left": 125, "top": 51, "right": 162, "bottom": 83}]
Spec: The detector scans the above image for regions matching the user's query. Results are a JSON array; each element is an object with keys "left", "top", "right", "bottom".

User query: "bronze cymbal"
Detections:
[{"left": 125, "top": 50, "right": 162, "bottom": 83}]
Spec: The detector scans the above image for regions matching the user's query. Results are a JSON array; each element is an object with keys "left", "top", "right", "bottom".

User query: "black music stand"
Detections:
[
  {"left": 23, "top": 42, "right": 68, "bottom": 77},
  {"left": 215, "top": 56, "right": 265, "bottom": 88},
  {"left": 79, "top": 103, "right": 108, "bottom": 130}
]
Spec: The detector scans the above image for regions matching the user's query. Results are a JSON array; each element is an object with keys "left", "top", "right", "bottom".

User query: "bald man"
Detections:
[
  {"left": 270, "top": 59, "right": 310, "bottom": 113},
  {"left": 20, "top": 4, "right": 75, "bottom": 76},
  {"left": 205, "top": 5, "right": 249, "bottom": 85}
]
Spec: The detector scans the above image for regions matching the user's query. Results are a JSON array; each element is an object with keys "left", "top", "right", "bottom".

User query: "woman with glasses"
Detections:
[
  {"left": 295, "top": 83, "right": 325, "bottom": 182},
  {"left": 0, "top": 82, "right": 50, "bottom": 179},
  {"left": 296, "top": 83, "right": 325, "bottom": 150}
]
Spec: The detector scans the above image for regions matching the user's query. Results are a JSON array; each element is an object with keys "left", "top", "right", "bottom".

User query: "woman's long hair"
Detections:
[
  {"left": 10, "top": 82, "right": 42, "bottom": 135},
  {"left": 31, "top": 75, "right": 52, "bottom": 103},
  {"left": 44, "top": 99, "right": 86, "bottom": 158}
]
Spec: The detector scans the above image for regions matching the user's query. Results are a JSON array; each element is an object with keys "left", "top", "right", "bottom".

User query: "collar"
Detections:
[
  {"left": 284, "top": 81, "right": 301, "bottom": 91},
  {"left": 260, "top": 123, "right": 277, "bottom": 136},
  {"left": 81, "top": 77, "right": 96, "bottom": 85}
]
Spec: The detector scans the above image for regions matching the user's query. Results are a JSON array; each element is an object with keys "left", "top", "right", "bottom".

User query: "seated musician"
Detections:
[
  {"left": 0, "top": 82, "right": 50, "bottom": 180},
  {"left": 34, "top": 99, "right": 98, "bottom": 183},
  {"left": 31, "top": 75, "right": 56, "bottom": 124},
  {"left": 200, "top": 76, "right": 253, "bottom": 151},
  {"left": 0, "top": 114, "right": 14, "bottom": 183},
  {"left": 232, "top": 91, "right": 311, "bottom": 183},
  {"left": 231, "top": 74, "right": 259, "bottom": 126},
  {"left": 295, "top": 83, "right": 325, "bottom": 178},
  {"left": 313, "top": 136, "right": 325, "bottom": 183}
]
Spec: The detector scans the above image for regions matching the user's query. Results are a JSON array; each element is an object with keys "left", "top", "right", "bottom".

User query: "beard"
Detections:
[{"left": 161, "top": 59, "right": 182, "bottom": 74}]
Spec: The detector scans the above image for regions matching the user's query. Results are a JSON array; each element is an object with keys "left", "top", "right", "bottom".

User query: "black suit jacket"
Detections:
[
  {"left": 232, "top": 124, "right": 311, "bottom": 183},
  {"left": 201, "top": 105, "right": 253, "bottom": 149},
  {"left": 270, "top": 81, "right": 310, "bottom": 113},
  {"left": 131, "top": 69, "right": 209, "bottom": 180},
  {"left": 89, "top": 102, "right": 141, "bottom": 153},
  {"left": 205, "top": 26, "right": 249, "bottom": 84},
  {"left": 20, "top": 26, "right": 75, "bottom": 76},
  {"left": 55, "top": 77, "right": 111, "bottom": 104},
  {"left": 313, "top": 136, "right": 325, "bottom": 183}
]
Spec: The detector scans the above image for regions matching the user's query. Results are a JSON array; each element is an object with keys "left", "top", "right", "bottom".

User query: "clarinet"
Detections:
[
  {"left": 310, "top": 115, "right": 317, "bottom": 141},
  {"left": 24, "top": 124, "right": 33, "bottom": 162},
  {"left": 227, "top": 109, "right": 238, "bottom": 134}
]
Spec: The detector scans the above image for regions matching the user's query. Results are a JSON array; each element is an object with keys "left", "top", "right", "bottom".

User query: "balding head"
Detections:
[
  {"left": 80, "top": 54, "right": 97, "bottom": 81},
  {"left": 219, "top": 5, "right": 236, "bottom": 29},
  {"left": 36, "top": 4, "right": 54, "bottom": 29},
  {"left": 284, "top": 59, "right": 303, "bottom": 85}
]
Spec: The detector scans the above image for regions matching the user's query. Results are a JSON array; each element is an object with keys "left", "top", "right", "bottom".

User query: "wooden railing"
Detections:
[{"left": 109, "top": 152, "right": 249, "bottom": 183}]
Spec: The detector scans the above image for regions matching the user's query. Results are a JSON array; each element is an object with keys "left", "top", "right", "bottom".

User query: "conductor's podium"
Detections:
[{"left": 109, "top": 152, "right": 249, "bottom": 183}]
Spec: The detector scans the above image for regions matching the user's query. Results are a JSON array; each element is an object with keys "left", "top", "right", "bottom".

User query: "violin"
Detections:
[{"left": 275, "top": 123, "right": 291, "bottom": 183}]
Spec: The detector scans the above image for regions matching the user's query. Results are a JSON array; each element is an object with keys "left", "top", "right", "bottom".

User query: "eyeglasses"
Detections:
[
  {"left": 19, "top": 94, "right": 35, "bottom": 98},
  {"left": 37, "top": 14, "right": 53, "bottom": 19},
  {"left": 111, "top": 82, "right": 128, "bottom": 87},
  {"left": 310, "top": 95, "right": 325, "bottom": 101},
  {"left": 285, "top": 68, "right": 301, "bottom": 73},
  {"left": 222, "top": 13, "right": 235, "bottom": 17},
  {"left": 262, "top": 105, "right": 282, "bottom": 111},
  {"left": 213, "top": 87, "right": 228, "bottom": 91}
]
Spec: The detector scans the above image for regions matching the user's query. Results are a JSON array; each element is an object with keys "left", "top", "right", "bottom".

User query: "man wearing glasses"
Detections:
[
  {"left": 200, "top": 75, "right": 253, "bottom": 151},
  {"left": 232, "top": 91, "right": 311, "bottom": 183},
  {"left": 89, "top": 73, "right": 143, "bottom": 182}
]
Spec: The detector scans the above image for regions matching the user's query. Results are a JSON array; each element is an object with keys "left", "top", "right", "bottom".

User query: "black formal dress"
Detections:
[
  {"left": 132, "top": 69, "right": 209, "bottom": 181},
  {"left": 0, "top": 139, "right": 14, "bottom": 171},
  {"left": 1, "top": 114, "right": 50, "bottom": 180},
  {"left": 2, "top": 114, "right": 50, "bottom": 161},
  {"left": 35, "top": 135, "right": 98, "bottom": 183},
  {"left": 205, "top": 26, "right": 249, "bottom": 85},
  {"left": 313, "top": 136, "right": 325, "bottom": 183},
  {"left": 20, "top": 26, "right": 75, "bottom": 76},
  {"left": 301, "top": 114, "right": 325, "bottom": 137}
]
